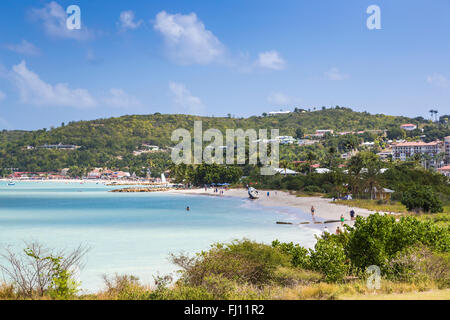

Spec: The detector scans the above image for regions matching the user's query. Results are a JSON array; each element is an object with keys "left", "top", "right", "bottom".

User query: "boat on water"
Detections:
[
  {"left": 7, "top": 181, "right": 15, "bottom": 186},
  {"left": 248, "top": 187, "right": 259, "bottom": 199}
]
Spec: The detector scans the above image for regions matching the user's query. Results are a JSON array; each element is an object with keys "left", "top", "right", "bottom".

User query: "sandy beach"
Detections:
[{"left": 169, "top": 188, "right": 386, "bottom": 226}]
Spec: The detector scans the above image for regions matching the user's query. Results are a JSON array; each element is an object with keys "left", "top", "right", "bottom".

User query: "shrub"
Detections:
[
  {"left": 309, "top": 238, "right": 349, "bottom": 283},
  {"left": 171, "top": 240, "right": 291, "bottom": 287},
  {"left": 386, "top": 245, "right": 450, "bottom": 288},
  {"left": 345, "top": 214, "right": 450, "bottom": 273},
  {"left": 303, "top": 185, "right": 324, "bottom": 193},
  {"left": 101, "top": 274, "right": 151, "bottom": 300},
  {"left": 272, "top": 240, "right": 310, "bottom": 269},
  {"left": 401, "top": 185, "right": 443, "bottom": 213}
]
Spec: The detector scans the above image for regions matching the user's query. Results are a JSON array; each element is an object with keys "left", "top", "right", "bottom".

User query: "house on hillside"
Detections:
[
  {"left": 400, "top": 124, "right": 417, "bottom": 131},
  {"left": 268, "top": 111, "right": 291, "bottom": 116}
]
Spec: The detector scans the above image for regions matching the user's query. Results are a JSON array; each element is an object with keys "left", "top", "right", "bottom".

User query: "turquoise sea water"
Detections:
[{"left": 0, "top": 181, "right": 318, "bottom": 292}]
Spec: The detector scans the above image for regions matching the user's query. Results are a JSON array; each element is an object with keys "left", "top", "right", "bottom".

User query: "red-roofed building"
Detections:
[
  {"left": 437, "top": 165, "right": 450, "bottom": 177},
  {"left": 392, "top": 140, "right": 443, "bottom": 163}
]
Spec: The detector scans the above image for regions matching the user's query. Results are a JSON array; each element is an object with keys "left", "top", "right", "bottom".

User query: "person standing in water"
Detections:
[
  {"left": 340, "top": 214, "right": 345, "bottom": 226},
  {"left": 186, "top": 206, "right": 190, "bottom": 212}
]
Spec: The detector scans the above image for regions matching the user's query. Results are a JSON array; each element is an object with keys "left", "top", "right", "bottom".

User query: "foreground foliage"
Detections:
[{"left": 1, "top": 214, "right": 448, "bottom": 300}]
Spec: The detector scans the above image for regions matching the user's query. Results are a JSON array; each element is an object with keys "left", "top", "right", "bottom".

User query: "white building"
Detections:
[
  {"left": 400, "top": 124, "right": 417, "bottom": 131},
  {"left": 315, "top": 129, "right": 334, "bottom": 136},
  {"left": 377, "top": 149, "right": 393, "bottom": 160},
  {"left": 437, "top": 165, "right": 450, "bottom": 177},
  {"left": 445, "top": 136, "right": 450, "bottom": 164},
  {"left": 392, "top": 141, "right": 443, "bottom": 163},
  {"left": 276, "top": 136, "right": 297, "bottom": 145},
  {"left": 268, "top": 111, "right": 291, "bottom": 116},
  {"left": 273, "top": 168, "right": 298, "bottom": 175}
]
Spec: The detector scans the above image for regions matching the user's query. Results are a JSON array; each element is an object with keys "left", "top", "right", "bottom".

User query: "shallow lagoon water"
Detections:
[{"left": 0, "top": 181, "right": 318, "bottom": 292}]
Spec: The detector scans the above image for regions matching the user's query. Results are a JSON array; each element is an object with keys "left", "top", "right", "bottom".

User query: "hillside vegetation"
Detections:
[{"left": 0, "top": 108, "right": 416, "bottom": 174}]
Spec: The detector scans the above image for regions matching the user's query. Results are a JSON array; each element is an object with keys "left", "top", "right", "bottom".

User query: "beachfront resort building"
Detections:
[
  {"left": 87, "top": 168, "right": 131, "bottom": 180},
  {"left": 400, "top": 123, "right": 418, "bottom": 131},
  {"left": 392, "top": 140, "right": 443, "bottom": 164}
]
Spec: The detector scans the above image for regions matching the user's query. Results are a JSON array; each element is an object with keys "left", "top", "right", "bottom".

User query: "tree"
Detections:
[
  {"left": 387, "top": 127, "right": 406, "bottom": 140},
  {"left": 306, "top": 151, "right": 316, "bottom": 174},
  {"left": 309, "top": 238, "right": 348, "bottom": 283},
  {"left": 295, "top": 128, "right": 304, "bottom": 139},
  {"left": 401, "top": 185, "right": 443, "bottom": 213},
  {"left": 279, "top": 160, "right": 289, "bottom": 176}
]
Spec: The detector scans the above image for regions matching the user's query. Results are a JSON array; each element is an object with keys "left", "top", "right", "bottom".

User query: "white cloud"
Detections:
[
  {"left": 324, "top": 67, "right": 349, "bottom": 81},
  {"left": 0, "top": 90, "right": 5, "bottom": 101},
  {"left": 154, "top": 11, "right": 225, "bottom": 65},
  {"left": 169, "top": 82, "right": 204, "bottom": 114},
  {"left": 102, "top": 88, "right": 142, "bottom": 108},
  {"left": 5, "top": 40, "right": 40, "bottom": 55},
  {"left": 255, "top": 51, "right": 286, "bottom": 70},
  {"left": 118, "top": 10, "right": 143, "bottom": 30},
  {"left": 10, "top": 61, "right": 96, "bottom": 108},
  {"left": 426, "top": 73, "right": 450, "bottom": 88},
  {"left": 30, "top": 1, "right": 92, "bottom": 40},
  {"left": 267, "top": 92, "right": 300, "bottom": 106}
]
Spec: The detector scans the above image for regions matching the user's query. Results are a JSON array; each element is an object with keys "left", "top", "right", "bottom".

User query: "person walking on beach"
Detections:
[
  {"left": 340, "top": 214, "right": 345, "bottom": 226},
  {"left": 267, "top": 191, "right": 270, "bottom": 197},
  {"left": 310, "top": 206, "right": 315, "bottom": 217},
  {"left": 335, "top": 226, "right": 341, "bottom": 235},
  {"left": 350, "top": 209, "right": 355, "bottom": 220}
]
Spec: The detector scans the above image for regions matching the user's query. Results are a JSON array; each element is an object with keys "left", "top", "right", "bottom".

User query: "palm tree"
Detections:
[
  {"left": 328, "top": 146, "right": 337, "bottom": 168},
  {"left": 306, "top": 151, "right": 316, "bottom": 174},
  {"left": 361, "top": 158, "right": 382, "bottom": 200},
  {"left": 421, "top": 153, "right": 432, "bottom": 170},
  {"left": 280, "top": 160, "right": 289, "bottom": 176}
]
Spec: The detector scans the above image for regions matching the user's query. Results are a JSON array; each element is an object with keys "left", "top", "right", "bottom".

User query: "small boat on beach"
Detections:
[{"left": 248, "top": 187, "right": 259, "bottom": 199}]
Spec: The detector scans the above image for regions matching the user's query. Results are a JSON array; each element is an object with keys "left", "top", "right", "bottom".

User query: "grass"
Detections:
[
  {"left": 334, "top": 199, "right": 450, "bottom": 227},
  {"left": 3, "top": 279, "right": 447, "bottom": 300},
  {"left": 334, "top": 199, "right": 410, "bottom": 214},
  {"left": 340, "top": 289, "right": 450, "bottom": 300}
]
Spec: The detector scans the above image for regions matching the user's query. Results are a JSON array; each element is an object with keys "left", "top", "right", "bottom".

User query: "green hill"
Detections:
[{"left": 0, "top": 107, "right": 421, "bottom": 175}]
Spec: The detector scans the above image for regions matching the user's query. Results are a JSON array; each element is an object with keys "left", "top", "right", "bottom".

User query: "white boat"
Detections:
[
  {"left": 248, "top": 187, "right": 259, "bottom": 199},
  {"left": 8, "top": 181, "right": 15, "bottom": 186}
]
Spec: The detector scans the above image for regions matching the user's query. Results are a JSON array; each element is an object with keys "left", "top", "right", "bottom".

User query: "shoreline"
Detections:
[
  {"left": 167, "top": 188, "right": 386, "bottom": 224},
  {"left": 2, "top": 179, "right": 390, "bottom": 226}
]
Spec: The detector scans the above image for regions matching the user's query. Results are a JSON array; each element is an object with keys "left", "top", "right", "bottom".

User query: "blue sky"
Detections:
[{"left": 0, "top": 0, "right": 449, "bottom": 130}]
